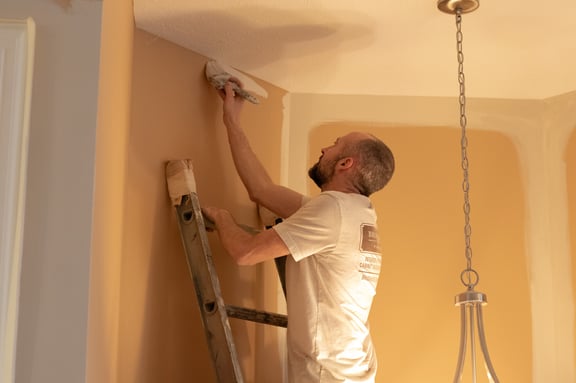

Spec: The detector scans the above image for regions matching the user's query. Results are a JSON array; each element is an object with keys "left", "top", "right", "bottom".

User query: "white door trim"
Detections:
[{"left": 0, "top": 17, "right": 35, "bottom": 383}]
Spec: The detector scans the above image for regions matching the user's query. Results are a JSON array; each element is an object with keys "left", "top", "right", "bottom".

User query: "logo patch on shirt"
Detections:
[
  {"left": 360, "top": 224, "right": 380, "bottom": 254},
  {"left": 359, "top": 224, "right": 381, "bottom": 286}
]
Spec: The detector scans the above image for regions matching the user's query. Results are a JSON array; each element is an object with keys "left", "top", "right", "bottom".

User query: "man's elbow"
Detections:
[
  {"left": 247, "top": 189, "right": 265, "bottom": 205},
  {"left": 246, "top": 181, "right": 275, "bottom": 206},
  {"left": 234, "top": 253, "right": 258, "bottom": 266},
  {"left": 229, "top": 247, "right": 259, "bottom": 266}
]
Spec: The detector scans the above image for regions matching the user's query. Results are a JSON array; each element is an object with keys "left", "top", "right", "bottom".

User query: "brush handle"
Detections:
[
  {"left": 209, "top": 75, "right": 259, "bottom": 104},
  {"left": 229, "top": 83, "right": 259, "bottom": 104}
]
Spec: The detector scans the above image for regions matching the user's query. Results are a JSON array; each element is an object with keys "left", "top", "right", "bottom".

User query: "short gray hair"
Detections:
[{"left": 344, "top": 136, "right": 395, "bottom": 196}]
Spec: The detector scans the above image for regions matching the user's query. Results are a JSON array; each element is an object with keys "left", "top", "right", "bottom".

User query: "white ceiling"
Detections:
[{"left": 134, "top": 0, "right": 576, "bottom": 99}]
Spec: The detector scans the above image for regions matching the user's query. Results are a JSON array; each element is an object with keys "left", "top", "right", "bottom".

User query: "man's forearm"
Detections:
[
  {"left": 206, "top": 207, "right": 290, "bottom": 266},
  {"left": 220, "top": 81, "right": 272, "bottom": 202},
  {"left": 220, "top": 82, "right": 303, "bottom": 218},
  {"left": 208, "top": 207, "right": 252, "bottom": 264},
  {"left": 225, "top": 122, "right": 273, "bottom": 201}
]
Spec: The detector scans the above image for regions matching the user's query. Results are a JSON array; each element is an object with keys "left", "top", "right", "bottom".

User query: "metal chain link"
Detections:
[{"left": 455, "top": 9, "right": 478, "bottom": 289}]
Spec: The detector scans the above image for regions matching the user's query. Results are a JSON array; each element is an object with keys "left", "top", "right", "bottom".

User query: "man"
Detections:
[{"left": 202, "top": 80, "right": 395, "bottom": 383}]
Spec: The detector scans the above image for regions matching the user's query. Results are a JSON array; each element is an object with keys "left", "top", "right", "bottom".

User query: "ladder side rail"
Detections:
[{"left": 176, "top": 193, "right": 244, "bottom": 383}]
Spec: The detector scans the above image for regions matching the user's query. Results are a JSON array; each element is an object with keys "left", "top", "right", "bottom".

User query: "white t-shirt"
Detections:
[{"left": 273, "top": 191, "right": 382, "bottom": 383}]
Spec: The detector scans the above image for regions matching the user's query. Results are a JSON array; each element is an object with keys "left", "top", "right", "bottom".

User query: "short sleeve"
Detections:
[{"left": 273, "top": 193, "right": 341, "bottom": 262}]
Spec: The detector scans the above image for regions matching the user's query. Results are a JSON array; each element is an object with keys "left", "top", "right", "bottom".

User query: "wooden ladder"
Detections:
[{"left": 165, "top": 160, "right": 287, "bottom": 383}]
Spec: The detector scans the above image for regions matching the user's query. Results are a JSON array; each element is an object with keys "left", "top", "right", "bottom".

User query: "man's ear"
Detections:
[{"left": 338, "top": 157, "right": 354, "bottom": 170}]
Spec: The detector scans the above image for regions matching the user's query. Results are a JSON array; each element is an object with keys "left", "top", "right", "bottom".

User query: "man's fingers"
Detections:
[
  {"left": 217, "top": 87, "right": 226, "bottom": 100},
  {"left": 216, "top": 81, "right": 239, "bottom": 101},
  {"left": 228, "top": 76, "right": 243, "bottom": 88},
  {"left": 201, "top": 208, "right": 217, "bottom": 231},
  {"left": 224, "top": 81, "right": 236, "bottom": 98}
]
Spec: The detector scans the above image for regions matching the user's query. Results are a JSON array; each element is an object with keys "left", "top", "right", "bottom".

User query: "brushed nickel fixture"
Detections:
[{"left": 437, "top": 1, "right": 500, "bottom": 382}]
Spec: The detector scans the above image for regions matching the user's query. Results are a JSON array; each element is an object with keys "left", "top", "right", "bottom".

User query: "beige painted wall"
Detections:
[
  {"left": 91, "top": 15, "right": 288, "bottom": 382},
  {"left": 90, "top": 1, "right": 575, "bottom": 382},
  {"left": 309, "top": 123, "right": 531, "bottom": 382},
  {"left": 88, "top": 0, "right": 132, "bottom": 381},
  {"left": 568, "top": 127, "right": 576, "bottom": 375},
  {"left": 288, "top": 92, "right": 576, "bottom": 382}
]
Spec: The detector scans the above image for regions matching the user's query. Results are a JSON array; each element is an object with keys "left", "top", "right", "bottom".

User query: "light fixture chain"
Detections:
[
  {"left": 455, "top": 10, "right": 477, "bottom": 288},
  {"left": 442, "top": 3, "right": 502, "bottom": 382}
]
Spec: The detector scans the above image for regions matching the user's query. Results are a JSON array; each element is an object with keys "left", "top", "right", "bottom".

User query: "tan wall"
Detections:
[
  {"left": 91, "top": 0, "right": 288, "bottom": 380},
  {"left": 88, "top": 0, "right": 133, "bottom": 381},
  {"left": 116, "top": 29, "right": 286, "bottom": 383},
  {"left": 568, "top": 127, "right": 576, "bottom": 375},
  {"left": 91, "top": 2, "right": 576, "bottom": 381},
  {"left": 287, "top": 92, "right": 576, "bottom": 382},
  {"left": 309, "top": 123, "right": 531, "bottom": 382}
]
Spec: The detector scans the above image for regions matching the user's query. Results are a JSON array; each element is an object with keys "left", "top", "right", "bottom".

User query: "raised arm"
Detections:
[{"left": 219, "top": 81, "right": 303, "bottom": 218}]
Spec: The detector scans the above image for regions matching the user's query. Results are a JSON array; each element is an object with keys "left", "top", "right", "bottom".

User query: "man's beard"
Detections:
[{"left": 308, "top": 158, "right": 335, "bottom": 188}]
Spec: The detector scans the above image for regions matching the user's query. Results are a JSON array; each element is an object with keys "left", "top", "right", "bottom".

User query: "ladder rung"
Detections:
[{"left": 226, "top": 305, "right": 287, "bottom": 328}]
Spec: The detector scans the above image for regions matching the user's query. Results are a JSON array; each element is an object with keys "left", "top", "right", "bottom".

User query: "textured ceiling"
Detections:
[{"left": 134, "top": 0, "right": 576, "bottom": 99}]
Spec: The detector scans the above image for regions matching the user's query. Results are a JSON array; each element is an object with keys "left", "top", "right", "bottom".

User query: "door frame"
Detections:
[{"left": 0, "top": 17, "right": 35, "bottom": 383}]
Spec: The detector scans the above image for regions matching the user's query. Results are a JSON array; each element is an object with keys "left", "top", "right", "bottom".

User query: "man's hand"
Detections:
[
  {"left": 201, "top": 206, "right": 290, "bottom": 266},
  {"left": 201, "top": 206, "right": 231, "bottom": 231},
  {"left": 218, "top": 79, "right": 245, "bottom": 128}
]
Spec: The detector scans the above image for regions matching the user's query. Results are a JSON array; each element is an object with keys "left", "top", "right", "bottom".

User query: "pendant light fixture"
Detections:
[{"left": 437, "top": 1, "right": 500, "bottom": 382}]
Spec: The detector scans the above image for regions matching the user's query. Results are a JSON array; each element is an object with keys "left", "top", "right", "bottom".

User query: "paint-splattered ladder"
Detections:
[{"left": 165, "top": 159, "right": 287, "bottom": 383}]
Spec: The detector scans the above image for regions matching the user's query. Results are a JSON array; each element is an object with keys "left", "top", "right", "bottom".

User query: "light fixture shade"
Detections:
[{"left": 453, "top": 290, "right": 500, "bottom": 383}]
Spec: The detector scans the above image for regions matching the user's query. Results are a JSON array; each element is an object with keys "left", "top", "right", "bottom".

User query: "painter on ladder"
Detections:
[{"left": 202, "top": 79, "right": 395, "bottom": 383}]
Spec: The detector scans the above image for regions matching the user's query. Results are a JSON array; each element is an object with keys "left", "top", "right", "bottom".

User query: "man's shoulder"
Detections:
[
  {"left": 302, "top": 192, "right": 341, "bottom": 208},
  {"left": 300, "top": 192, "right": 373, "bottom": 216},
  {"left": 318, "top": 191, "right": 371, "bottom": 205}
]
